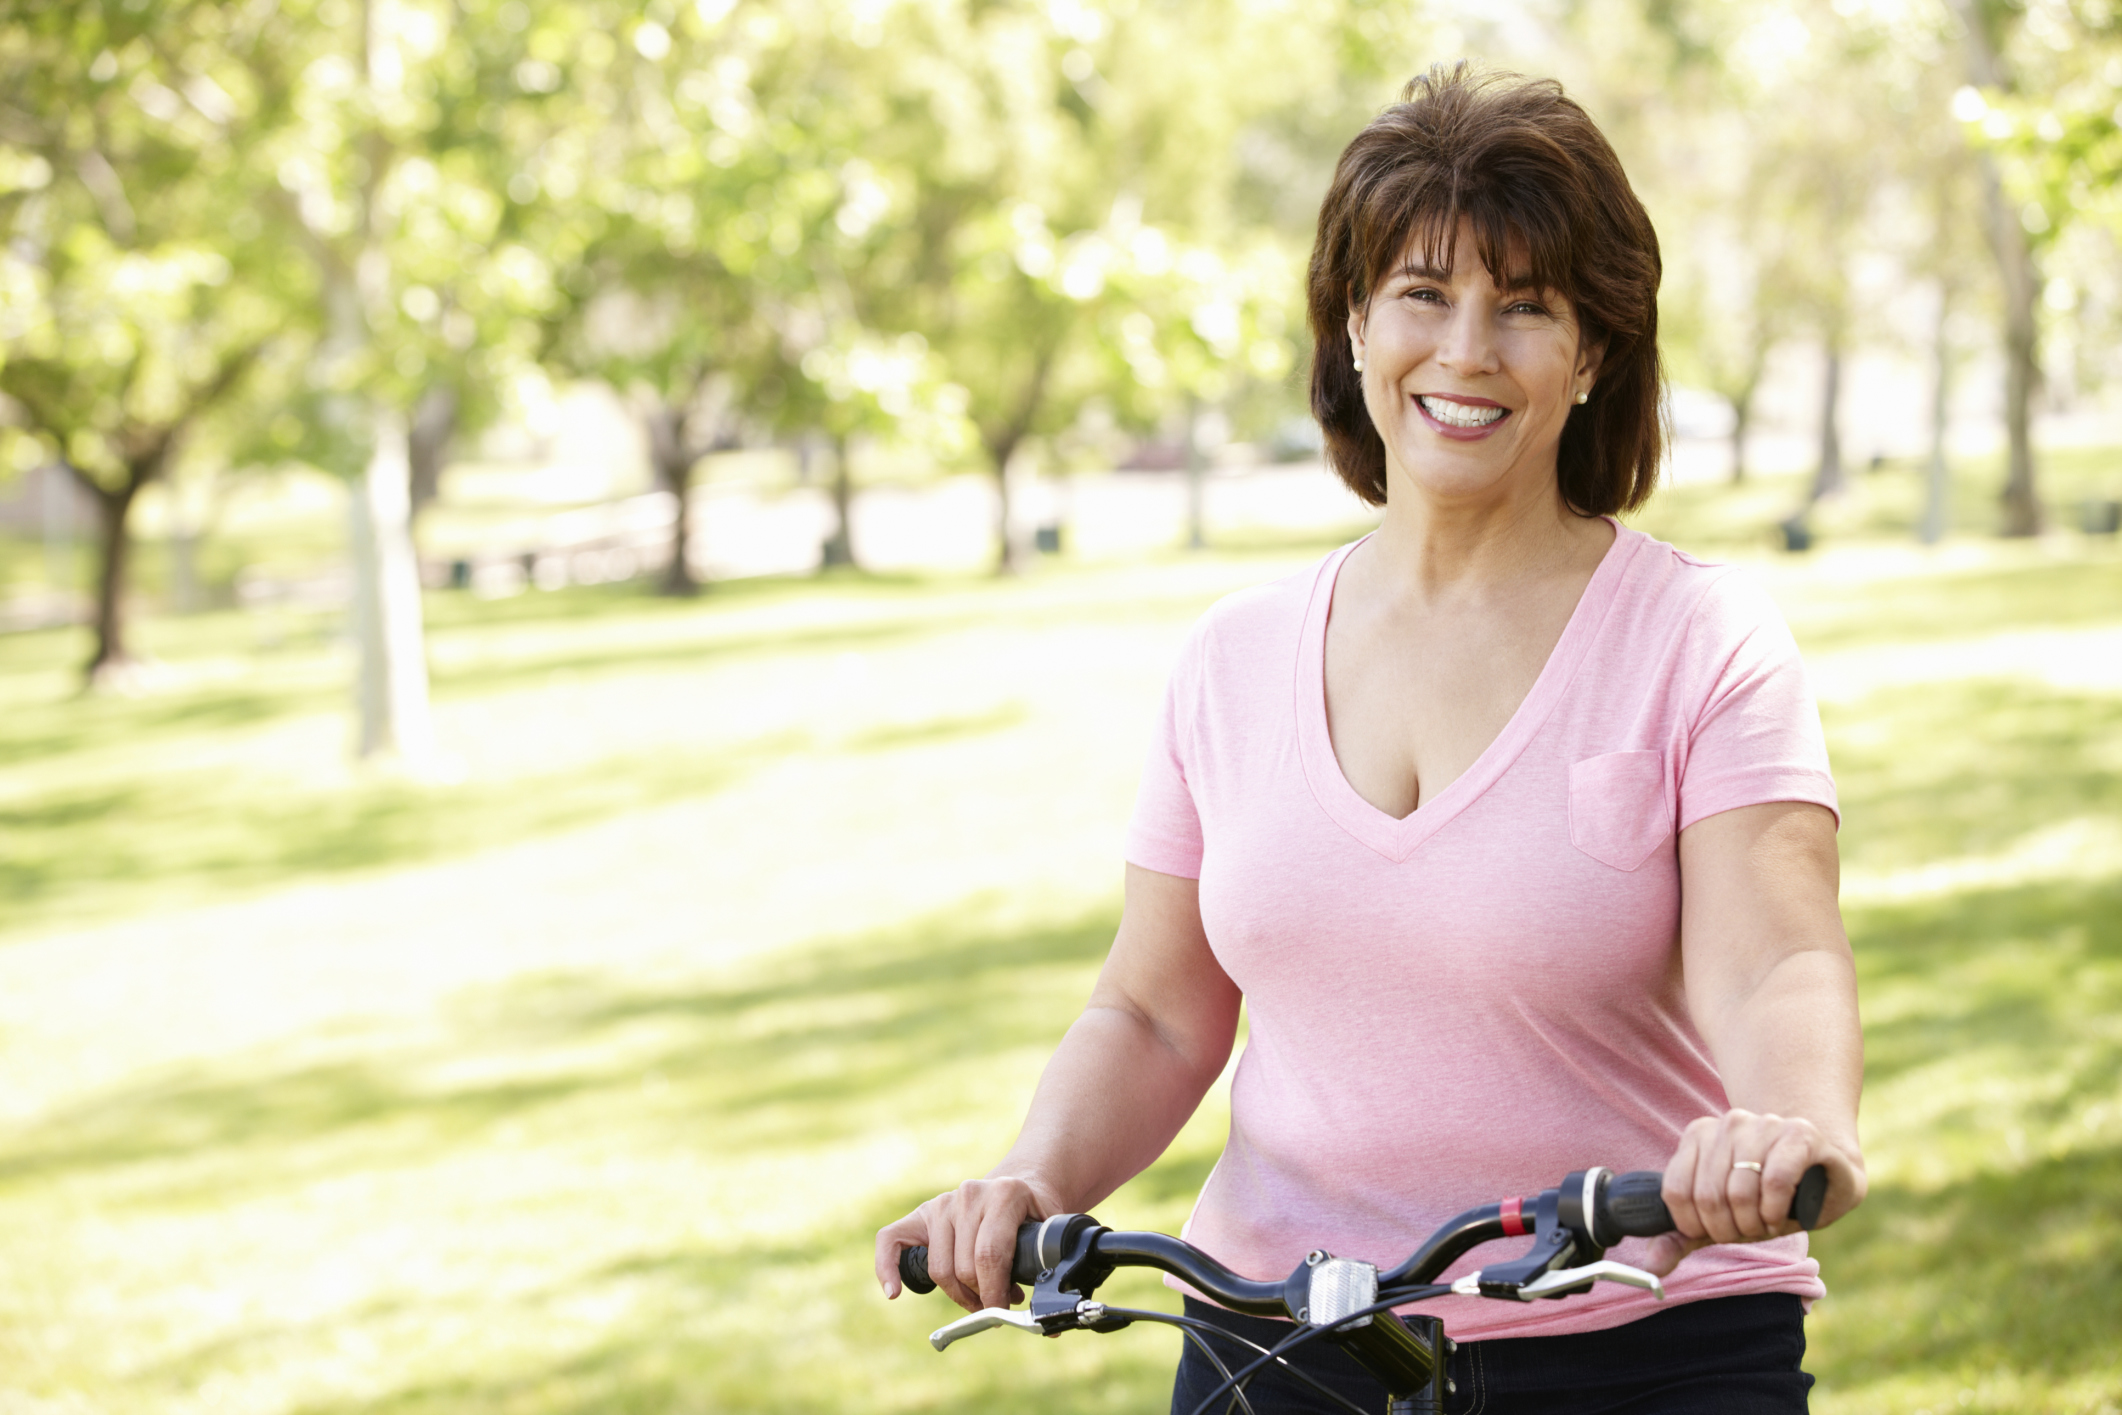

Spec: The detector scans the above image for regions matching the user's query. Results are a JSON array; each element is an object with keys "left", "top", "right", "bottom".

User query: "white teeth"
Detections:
[{"left": 1418, "top": 396, "right": 1506, "bottom": 428}]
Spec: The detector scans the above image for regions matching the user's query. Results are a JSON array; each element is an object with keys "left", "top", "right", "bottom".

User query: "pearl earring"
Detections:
[
  {"left": 1574, "top": 391, "right": 1588, "bottom": 404},
  {"left": 1353, "top": 356, "right": 1365, "bottom": 372}
]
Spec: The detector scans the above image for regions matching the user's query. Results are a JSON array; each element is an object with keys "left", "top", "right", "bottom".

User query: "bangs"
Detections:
[{"left": 1357, "top": 178, "right": 1575, "bottom": 306}]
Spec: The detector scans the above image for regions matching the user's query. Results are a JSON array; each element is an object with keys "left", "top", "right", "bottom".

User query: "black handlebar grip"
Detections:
[
  {"left": 897, "top": 1244, "right": 937, "bottom": 1295},
  {"left": 897, "top": 1223, "right": 1046, "bottom": 1296},
  {"left": 1603, "top": 1170, "right": 1676, "bottom": 1238},
  {"left": 1599, "top": 1164, "right": 1831, "bottom": 1242},
  {"left": 1790, "top": 1164, "right": 1829, "bottom": 1231}
]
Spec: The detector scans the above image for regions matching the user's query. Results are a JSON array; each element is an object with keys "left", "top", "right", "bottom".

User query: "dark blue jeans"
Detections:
[{"left": 1170, "top": 1292, "right": 1812, "bottom": 1414}]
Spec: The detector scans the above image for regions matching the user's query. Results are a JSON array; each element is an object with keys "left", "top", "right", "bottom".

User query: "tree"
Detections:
[
  {"left": 1952, "top": 4, "right": 2122, "bottom": 535},
  {"left": 847, "top": 0, "right": 1377, "bottom": 572},
  {"left": 0, "top": 3, "right": 299, "bottom": 687},
  {"left": 213, "top": 0, "right": 558, "bottom": 756},
  {"left": 526, "top": 1, "right": 846, "bottom": 594},
  {"left": 1944, "top": 0, "right": 2049, "bottom": 536}
]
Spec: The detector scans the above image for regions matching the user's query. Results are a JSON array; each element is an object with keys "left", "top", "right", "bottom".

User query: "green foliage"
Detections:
[
  {"left": 0, "top": 2, "right": 307, "bottom": 489},
  {"left": 1959, "top": 3, "right": 2122, "bottom": 254}
]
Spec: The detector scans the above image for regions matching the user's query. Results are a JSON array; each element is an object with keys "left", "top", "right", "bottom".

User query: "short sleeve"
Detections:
[
  {"left": 1676, "top": 575, "right": 1840, "bottom": 833},
  {"left": 1125, "top": 652, "right": 1206, "bottom": 879}
]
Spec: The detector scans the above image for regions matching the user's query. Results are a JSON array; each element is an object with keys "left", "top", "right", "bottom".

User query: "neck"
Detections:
[{"left": 1358, "top": 467, "right": 1606, "bottom": 607}]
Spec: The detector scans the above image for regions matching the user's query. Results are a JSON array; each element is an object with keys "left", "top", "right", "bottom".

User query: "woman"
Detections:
[{"left": 874, "top": 65, "right": 1865, "bottom": 1413}]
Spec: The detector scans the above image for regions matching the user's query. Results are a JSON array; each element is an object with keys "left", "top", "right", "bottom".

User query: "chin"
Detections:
[{"left": 1391, "top": 455, "right": 1520, "bottom": 503}]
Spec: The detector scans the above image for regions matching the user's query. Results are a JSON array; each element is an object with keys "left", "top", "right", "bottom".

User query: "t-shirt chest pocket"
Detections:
[{"left": 1568, "top": 750, "right": 1673, "bottom": 871}]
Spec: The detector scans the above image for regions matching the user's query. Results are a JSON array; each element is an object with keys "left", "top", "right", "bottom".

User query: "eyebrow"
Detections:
[{"left": 1389, "top": 262, "right": 1543, "bottom": 293}]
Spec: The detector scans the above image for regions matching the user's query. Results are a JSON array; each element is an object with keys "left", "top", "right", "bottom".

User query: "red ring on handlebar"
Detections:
[{"left": 1499, "top": 1196, "right": 1528, "bottom": 1237}]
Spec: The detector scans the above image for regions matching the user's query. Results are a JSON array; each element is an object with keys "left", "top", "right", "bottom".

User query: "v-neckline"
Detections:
[{"left": 1294, "top": 520, "right": 1641, "bottom": 863}]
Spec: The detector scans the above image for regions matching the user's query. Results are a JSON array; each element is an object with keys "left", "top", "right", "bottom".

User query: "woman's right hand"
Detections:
[
  {"left": 873, "top": 867, "right": 1237, "bottom": 1315},
  {"left": 874, "top": 1175, "right": 1060, "bottom": 1313}
]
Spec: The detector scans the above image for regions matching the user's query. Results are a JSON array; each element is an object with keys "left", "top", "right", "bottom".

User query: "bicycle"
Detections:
[{"left": 892, "top": 1163, "right": 1828, "bottom": 1415}]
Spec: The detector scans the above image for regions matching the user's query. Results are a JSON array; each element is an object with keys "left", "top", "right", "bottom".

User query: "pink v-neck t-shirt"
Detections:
[{"left": 1124, "top": 522, "right": 1839, "bottom": 1341}]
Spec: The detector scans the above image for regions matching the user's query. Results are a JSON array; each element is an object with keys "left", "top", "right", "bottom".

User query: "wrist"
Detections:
[{"left": 982, "top": 1165, "right": 1070, "bottom": 1216}]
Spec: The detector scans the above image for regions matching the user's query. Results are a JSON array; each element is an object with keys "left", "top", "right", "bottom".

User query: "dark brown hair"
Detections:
[{"left": 1308, "top": 63, "right": 1664, "bottom": 513}]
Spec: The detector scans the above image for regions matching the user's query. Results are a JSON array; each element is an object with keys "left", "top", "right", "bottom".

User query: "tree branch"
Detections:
[
  {"left": 118, "top": 339, "right": 272, "bottom": 483},
  {"left": 263, "top": 183, "right": 356, "bottom": 286},
  {"left": 74, "top": 148, "right": 137, "bottom": 245}
]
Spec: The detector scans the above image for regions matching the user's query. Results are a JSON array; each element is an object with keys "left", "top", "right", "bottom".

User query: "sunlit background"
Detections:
[{"left": 2, "top": 1, "right": 2119, "bottom": 1411}]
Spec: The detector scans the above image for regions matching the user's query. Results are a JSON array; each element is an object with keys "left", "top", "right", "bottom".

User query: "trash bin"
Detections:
[
  {"left": 2081, "top": 499, "right": 2121, "bottom": 535},
  {"left": 1034, "top": 523, "right": 1064, "bottom": 554},
  {"left": 1779, "top": 517, "right": 1813, "bottom": 553}
]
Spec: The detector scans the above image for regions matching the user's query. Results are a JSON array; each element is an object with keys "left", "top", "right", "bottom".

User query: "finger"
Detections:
[
  {"left": 974, "top": 1208, "right": 1018, "bottom": 1311},
  {"left": 1759, "top": 1126, "right": 1821, "bottom": 1233},
  {"left": 953, "top": 1197, "right": 993, "bottom": 1313},
  {"left": 874, "top": 1215, "right": 925, "bottom": 1298},
  {"left": 1723, "top": 1113, "right": 1776, "bottom": 1240},
  {"left": 1662, "top": 1118, "right": 1714, "bottom": 1241},
  {"left": 928, "top": 1205, "right": 977, "bottom": 1313},
  {"left": 1693, "top": 1118, "right": 1746, "bottom": 1246},
  {"left": 1815, "top": 1147, "right": 1869, "bottom": 1229},
  {"left": 1638, "top": 1231, "right": 1707, "bottom": 1278},
  {"left": 1725, "top": 1150, "right": 1769, "bottom": 1241}
]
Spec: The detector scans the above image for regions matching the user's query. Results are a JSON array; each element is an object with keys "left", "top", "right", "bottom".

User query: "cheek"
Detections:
[{"left": 1512, "top": 341, "right": 1580, "bottom": 398}]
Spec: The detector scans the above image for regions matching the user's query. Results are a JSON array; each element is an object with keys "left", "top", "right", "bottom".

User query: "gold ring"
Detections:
[{"left": 1732, "top": 1160, "right": 1764, "bottom": 1173}]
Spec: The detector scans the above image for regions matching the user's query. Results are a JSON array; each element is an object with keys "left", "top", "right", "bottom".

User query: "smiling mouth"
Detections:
[{"left": 1416, "top": 395, "right": 1508, "bottom": 429}]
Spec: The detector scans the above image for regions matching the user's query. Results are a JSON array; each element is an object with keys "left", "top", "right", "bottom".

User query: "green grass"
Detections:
[
  {"left": 1641, "top": 442, "right": 2122, "bottom": 558},
  {"left": 2, "top": 469, "right": 2120, "bottom": 1412}
]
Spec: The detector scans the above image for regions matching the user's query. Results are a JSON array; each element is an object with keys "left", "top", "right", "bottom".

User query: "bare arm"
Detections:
[
  {"left": 873, "top": 863, "right": 1240, "bottom": 1312},
  {"left": 1646, "top": 800, "right": 1867, "bottom": 1274}
]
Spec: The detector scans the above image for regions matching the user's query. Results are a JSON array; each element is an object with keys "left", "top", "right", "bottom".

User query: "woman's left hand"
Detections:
[{"left": 1640, "top": 1108, "right": 1867, "bottom": 1277}]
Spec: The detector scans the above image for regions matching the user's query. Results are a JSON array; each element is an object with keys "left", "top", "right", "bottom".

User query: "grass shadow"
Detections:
[
  {"left": 0, "top": 900, "right": 1123, "bottom": 1194},
  {"left": 1810, "top": 1145, "right": 2122, "bottom": 1384},
  {"left": 1826, "top": 679, "right": 2122, "bottom": 874}
]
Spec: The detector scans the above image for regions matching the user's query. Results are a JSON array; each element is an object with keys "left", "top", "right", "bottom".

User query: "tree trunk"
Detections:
[
  {"left": 1983, "top": 154, "right": 2042, "bottom": 536},
  {"left": 1727, "top": 340, "right": 1769, "bottom": 485},
  {"left": 85, "top": 480, "right": 140, "bottom": 686},
  {"left": 987, "top": 336, "right": 1059, "bottom": 576},
  {"left": 169, "top": 525, "right": 201, "bottom": 614},
  {"left": 1922, "top": 285, "right": 1953, "bottom": 545},
  {"left": 407, "top": 384, "right": 458, "bottom": 526},
  {"left": 1808, "top": 343, "right": 1845, "bottom": 505},
  {"left": 821, "top": 431, "right": 857, "bottom": 570},
  {"left": 646, "top": 400, "right": 701, "bottom": 596},
  {"left": 988, "top": 431, "right": 1023, "bottom": 576},
  {"left": 349, "top": 409, "right": 437, "bottom": 764},
  {"left": 1185, "top": 395, "right": 1208, "bottom": 550},
  {"left": 1728, "top": 396, "right": 1751, "bottom": 486},
  {"left": 42, "top": 462, "right": 81, "bottom": 626},
  {"left": 1949, "top": 0, "right": 2043, "bottom": 536}
]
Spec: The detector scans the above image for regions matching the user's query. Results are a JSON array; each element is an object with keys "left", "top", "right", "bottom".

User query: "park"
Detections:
[
  {"left": 2, "top": 459, "right": 2119, "bottom": 1411},
  {"left": 5, "top": 1, "right": 2122, "bottom": 1412}
]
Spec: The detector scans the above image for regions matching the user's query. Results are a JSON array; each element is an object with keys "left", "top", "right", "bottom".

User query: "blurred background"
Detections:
[{"left": 1, "top": 0, "right": 2119, "bottom": 1411}]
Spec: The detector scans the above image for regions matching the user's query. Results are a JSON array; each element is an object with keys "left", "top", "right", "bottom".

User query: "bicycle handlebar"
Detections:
[
  {"left": 1594, "top": 1165, "right": 1829, "bottom": 1241},
  {"left": 897, "top": 1223, "right": 1043, "bottom": 1297},
  {"left": 897, "top": 1164, "right": 1828, "bottom": 1298}
]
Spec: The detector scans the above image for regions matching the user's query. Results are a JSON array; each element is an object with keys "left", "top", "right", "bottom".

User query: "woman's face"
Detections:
[{"left": 1347, "top": 218, "right": 1600, "bottom": 508}]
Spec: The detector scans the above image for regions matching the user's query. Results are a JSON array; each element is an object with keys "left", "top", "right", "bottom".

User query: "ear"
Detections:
[
  {"left": 1575, "top": 333, "right": 1607, "bottom": 392},
  {"left": 1346, "top": 300, "right": 1366, "bottom": 367}
]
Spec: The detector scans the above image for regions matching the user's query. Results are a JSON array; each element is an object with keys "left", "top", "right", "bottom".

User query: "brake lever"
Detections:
[
  {"left": 929, "top": 1299, "right": 1125, "bottom": 1352},
  {"left": 928, "top": 1306, "right": 1044, "bottom": 1351},
  {"left": 1450, "top": 1259, "right": 1664, "bottom": 1303}
]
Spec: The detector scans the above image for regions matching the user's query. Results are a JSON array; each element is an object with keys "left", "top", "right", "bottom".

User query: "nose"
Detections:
[{"left": 1436, "top": 301, "right": 1501, "bottom": 377}]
